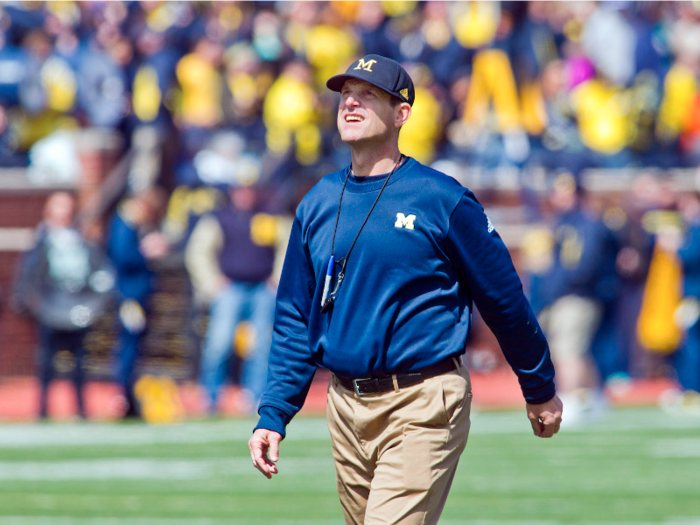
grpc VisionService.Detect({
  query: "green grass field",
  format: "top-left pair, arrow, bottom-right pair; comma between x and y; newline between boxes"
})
0,408 -> 699,524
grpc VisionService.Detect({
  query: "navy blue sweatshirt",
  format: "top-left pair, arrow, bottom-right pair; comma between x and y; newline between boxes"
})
256,158 -> 555,436
545,208 -> 619,307
214,208 -> 276,283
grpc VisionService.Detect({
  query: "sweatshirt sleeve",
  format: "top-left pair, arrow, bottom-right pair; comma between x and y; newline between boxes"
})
184,215 -> 225,301
108,216 -> 147,273
254,215 -> 318,437
444,191 -> 556,404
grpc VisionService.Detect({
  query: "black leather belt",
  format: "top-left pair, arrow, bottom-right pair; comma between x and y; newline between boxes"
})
334,357 -> 459,397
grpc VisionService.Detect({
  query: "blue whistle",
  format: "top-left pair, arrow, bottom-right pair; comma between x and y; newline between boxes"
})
321,256 -> 334,307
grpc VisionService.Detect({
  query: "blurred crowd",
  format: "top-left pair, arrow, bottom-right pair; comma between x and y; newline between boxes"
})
4,1 -> 700,180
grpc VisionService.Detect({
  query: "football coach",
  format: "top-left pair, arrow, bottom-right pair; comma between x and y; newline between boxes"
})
249,54 -> 563,524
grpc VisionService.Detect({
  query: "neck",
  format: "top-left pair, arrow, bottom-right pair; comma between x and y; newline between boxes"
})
349,141 -> 402,177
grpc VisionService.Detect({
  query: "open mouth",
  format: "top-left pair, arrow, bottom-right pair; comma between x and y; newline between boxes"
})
345,114 -> 364,122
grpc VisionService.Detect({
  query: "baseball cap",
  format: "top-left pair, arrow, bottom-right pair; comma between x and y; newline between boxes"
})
326,54 -> 415,106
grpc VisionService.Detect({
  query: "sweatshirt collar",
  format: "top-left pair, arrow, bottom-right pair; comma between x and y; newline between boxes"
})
340,157 -> 414,193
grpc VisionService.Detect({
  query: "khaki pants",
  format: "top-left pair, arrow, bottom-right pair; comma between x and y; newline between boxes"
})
326,363 -> 472,525
538,295 -> 602,360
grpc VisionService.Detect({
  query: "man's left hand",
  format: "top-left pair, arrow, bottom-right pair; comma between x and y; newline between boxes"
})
526,394 -> 563,438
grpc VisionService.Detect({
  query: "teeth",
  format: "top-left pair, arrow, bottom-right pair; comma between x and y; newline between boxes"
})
345,115 -> 362,122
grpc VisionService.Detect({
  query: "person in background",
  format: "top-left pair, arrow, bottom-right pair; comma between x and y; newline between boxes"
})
15,192 -> 113,420
663,193 -> 700,413
107,186 -> 169,419
185,184 -> 281,414
539,173 -> 618,423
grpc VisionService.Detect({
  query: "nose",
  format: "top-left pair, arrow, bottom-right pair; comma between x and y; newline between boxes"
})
344,95 -> 360,108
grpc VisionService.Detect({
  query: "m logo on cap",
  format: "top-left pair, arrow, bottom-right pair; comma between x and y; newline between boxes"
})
400,88 -> 409,99
354,59 -> 377,72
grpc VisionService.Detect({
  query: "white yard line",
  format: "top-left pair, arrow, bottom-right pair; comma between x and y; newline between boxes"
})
0,457 -> 333,480
0,409 -> 698,449
649,438 -> 700,458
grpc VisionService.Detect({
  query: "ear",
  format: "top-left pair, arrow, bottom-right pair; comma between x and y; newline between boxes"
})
395,102 -> 411,129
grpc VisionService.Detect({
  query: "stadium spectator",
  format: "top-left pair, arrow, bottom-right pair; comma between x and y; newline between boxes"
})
185,184 -> 281,414
14,192 -> 114,420
107,186 -> 169,419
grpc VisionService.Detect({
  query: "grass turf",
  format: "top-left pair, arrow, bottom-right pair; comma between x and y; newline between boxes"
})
0,408 -> 698,524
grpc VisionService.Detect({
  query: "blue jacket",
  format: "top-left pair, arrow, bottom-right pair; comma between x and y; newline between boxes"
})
107,212 -> 153,304
680,224 -> 700,299
256,158 -> 555,436
545,208 -> 619,306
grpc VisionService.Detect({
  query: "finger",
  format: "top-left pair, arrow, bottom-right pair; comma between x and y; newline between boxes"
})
538,414 -> 556,438
248,438 -> 257,463
252,441 -> 273,478
527,413 -> 541,436
269,434 -> 280,463
253,455 -> 272,478
254,442 -> 279,476
539,422 -> 554,438
552,413 -> 562,435
257,455 -> 277,476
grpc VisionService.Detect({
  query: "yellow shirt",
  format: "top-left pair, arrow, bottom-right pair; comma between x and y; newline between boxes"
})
176,53 -> 223,128
399,86 -> 442,164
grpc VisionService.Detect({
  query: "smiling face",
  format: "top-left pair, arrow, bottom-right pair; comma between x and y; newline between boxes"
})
337,79 -> 407,147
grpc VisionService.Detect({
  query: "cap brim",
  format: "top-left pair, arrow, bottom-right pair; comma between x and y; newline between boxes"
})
326,73 -> 390,95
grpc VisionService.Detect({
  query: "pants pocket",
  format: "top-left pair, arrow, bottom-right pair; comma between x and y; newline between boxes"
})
402,429 -> 434,491
441,370 -> 471,425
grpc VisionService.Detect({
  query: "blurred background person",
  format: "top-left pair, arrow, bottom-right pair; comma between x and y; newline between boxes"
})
185,186 -> 279,414
107,186 -> 169,419
538,174 -> 619,423
14,192 -> 114,419
185,184 -> 282,415
659,193 -> 700,413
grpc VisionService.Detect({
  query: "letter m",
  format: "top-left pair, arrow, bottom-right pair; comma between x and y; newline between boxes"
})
354,59 -> 377,72
395,213 -> 416,230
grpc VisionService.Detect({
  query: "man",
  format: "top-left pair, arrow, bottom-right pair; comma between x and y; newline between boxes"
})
107,186 -> 169,418
538,174 -> 617,423
249,54 -> 562,524
185,184 -> 279,414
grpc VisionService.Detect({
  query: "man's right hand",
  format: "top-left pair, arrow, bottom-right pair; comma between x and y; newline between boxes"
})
249,428 -> 282,479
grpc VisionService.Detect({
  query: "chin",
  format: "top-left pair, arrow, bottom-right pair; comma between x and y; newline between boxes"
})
339,131 -> 365,144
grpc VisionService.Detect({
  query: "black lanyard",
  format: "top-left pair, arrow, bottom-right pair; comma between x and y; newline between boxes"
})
321,154 -> 404,313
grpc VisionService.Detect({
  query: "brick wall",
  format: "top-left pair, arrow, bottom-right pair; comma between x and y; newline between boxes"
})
0,189 -> 55,376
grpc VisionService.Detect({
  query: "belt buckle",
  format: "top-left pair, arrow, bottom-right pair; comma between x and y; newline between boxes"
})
353,378 -> 376,397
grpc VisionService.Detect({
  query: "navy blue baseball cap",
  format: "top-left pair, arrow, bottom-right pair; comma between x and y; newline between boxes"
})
327,54 -> 415,106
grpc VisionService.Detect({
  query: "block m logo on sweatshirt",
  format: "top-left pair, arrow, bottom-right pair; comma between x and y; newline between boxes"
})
395,213 -> 416,230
